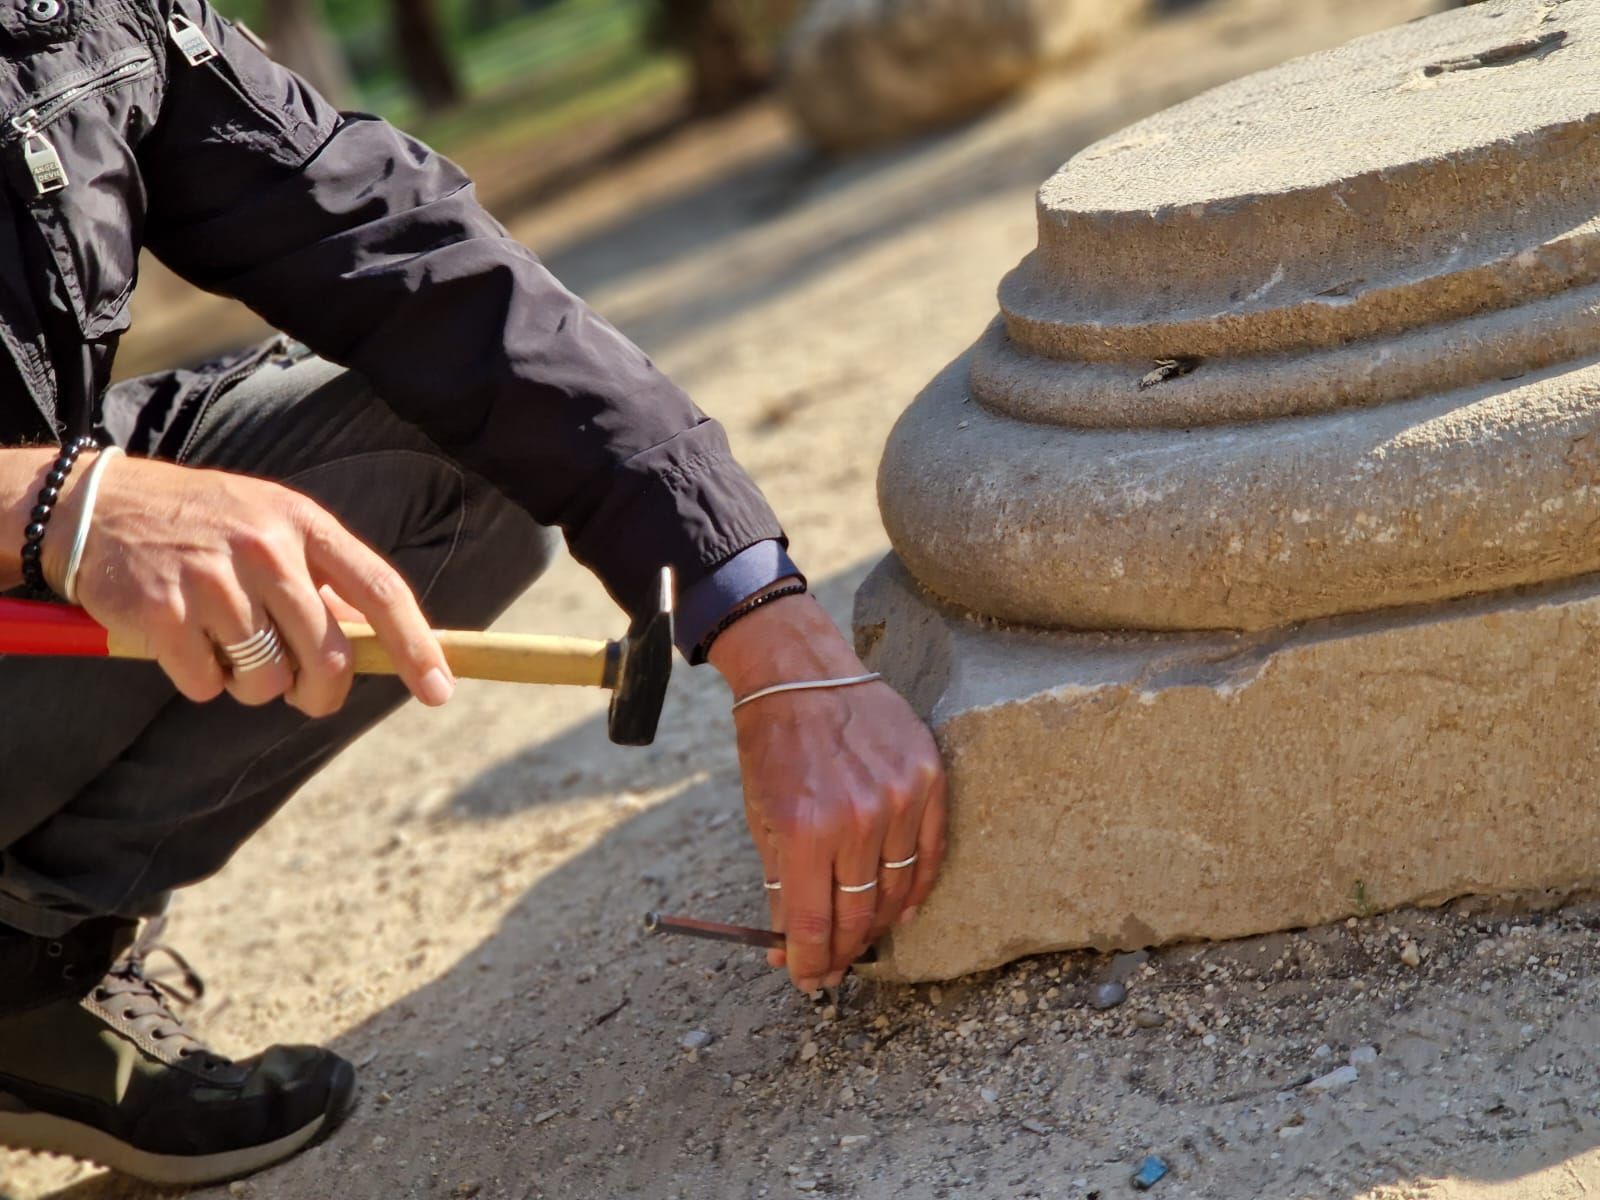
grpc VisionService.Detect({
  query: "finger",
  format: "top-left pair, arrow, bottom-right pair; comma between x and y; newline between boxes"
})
155,623 -> 229,704
831,829 -> 885,983
193,572 -> 293,707
871,846 -> 919,942
870,787 -> 925,942
317,584 -> 365,624
904,766 -> 949,921
302,515 -> 453,706
743,790 -> 786,967
776,811 -> 834,993
757,821 -> 788,969
258,567 -> 355,719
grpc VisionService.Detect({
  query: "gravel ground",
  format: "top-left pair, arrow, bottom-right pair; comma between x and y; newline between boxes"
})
14,1 -> 1598,1197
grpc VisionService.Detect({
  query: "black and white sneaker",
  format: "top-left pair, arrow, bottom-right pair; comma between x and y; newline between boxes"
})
0,916 -> 356,1185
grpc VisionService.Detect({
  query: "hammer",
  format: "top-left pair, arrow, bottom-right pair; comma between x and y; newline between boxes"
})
0,567 -> 675,745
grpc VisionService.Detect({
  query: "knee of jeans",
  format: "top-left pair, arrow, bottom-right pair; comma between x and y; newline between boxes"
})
288,448 -> 556,631
415,490 -> 559,630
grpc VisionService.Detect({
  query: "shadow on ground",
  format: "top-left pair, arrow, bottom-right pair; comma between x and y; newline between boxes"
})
445,558 -> 876,821
30,568 -> 1600,1200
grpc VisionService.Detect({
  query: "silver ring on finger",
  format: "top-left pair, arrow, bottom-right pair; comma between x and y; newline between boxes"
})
219,624 -> 286,675
837,879 -> 878,894
883,853 -> 919,870
763,879 -> 782,891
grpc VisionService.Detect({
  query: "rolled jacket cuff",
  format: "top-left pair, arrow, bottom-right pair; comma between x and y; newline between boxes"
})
675,540 -> 804,663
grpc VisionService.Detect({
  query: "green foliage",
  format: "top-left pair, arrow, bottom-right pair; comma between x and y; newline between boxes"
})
1352,879 -> 1373,917
212,0 -> 666,138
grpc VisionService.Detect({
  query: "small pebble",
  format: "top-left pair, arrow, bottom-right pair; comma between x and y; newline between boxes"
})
487,1055 -> 506,1068
1089,981 -> 1127,1010
1399,941 -> 1422,968
979,1087 -> 999,1104
1021,1118 -> 1053,1135
227,1184 -> 253,1199
1278,1124 -> 1304,1139
839,1134 -> 871,1148
1132,1009 -> 1165,1029
533,1108 -> 560,1124
800,1041 -> 819,1062
793,1180 -> 818,1192
1131,1155 -> 1169,1190
1109,950 -> 1151,981
370,1135 -> 388,1152
1306,1065 -> 1360,1092
1348,1045 -> 1378,1066
680,1030 -> 714,1051
1313,1044 -> 1331,1059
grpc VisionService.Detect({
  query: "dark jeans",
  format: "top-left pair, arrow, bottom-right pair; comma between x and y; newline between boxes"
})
0,344 -> 554,937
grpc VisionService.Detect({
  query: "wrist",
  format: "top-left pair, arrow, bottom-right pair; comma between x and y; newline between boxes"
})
39,447 -> 108,595
0,448 -> 59,590
708,591 -> 865,698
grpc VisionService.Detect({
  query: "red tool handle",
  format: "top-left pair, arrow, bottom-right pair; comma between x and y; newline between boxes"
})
0,598 -> 111,658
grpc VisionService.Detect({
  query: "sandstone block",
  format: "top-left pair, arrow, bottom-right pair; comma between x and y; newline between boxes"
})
782,0 -> 1143,151
856,557 -> 1600,982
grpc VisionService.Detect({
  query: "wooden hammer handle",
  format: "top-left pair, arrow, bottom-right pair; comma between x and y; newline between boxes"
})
337,623 -> 615,687
0,598 -> 618,689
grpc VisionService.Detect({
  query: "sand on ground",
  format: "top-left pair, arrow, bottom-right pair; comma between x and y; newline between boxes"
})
10,2 -> 1600,1197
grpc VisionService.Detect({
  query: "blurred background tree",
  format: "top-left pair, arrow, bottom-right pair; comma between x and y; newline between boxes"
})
215,0 -> 801,138
649,0 -> 798,114
261,0 -> 355,106
392,0 -> 464,111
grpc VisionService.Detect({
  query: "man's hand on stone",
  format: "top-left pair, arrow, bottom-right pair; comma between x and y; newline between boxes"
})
43,453 -> 455,716
710,591 -> 947,992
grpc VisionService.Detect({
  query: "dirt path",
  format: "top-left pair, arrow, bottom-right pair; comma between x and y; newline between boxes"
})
14,2 -> 1600,1197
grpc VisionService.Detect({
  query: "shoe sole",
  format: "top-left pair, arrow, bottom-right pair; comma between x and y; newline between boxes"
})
0,1060 -> 357,1186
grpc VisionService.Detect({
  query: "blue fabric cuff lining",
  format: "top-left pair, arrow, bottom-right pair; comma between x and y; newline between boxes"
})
675,540 -> 804,662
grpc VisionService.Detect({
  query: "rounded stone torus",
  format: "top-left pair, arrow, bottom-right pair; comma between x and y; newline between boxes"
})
878,0 -> 1600,632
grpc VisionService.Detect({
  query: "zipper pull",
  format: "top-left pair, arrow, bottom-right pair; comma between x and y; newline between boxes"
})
11,112 -> 67,195
167,14 -> 217,66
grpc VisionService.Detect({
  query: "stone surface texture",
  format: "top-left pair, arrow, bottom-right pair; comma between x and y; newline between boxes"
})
859,0 -> 1600,980
782,0 -> 1143,151
857,559 -> 1600,981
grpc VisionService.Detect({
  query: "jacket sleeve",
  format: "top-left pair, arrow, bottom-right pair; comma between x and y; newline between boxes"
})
137,0 -> 785,620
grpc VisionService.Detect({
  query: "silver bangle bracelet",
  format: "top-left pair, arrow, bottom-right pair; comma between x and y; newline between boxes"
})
730,672 -> 884,712
62,446 -> 124,605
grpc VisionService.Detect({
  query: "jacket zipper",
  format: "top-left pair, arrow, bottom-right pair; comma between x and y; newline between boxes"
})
7,49 -> 157,196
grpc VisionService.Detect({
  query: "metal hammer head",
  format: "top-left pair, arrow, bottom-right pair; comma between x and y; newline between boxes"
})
605,567 -> 674,746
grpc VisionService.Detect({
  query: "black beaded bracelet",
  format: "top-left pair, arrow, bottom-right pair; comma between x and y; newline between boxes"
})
697,579 -> 809,661
21,435 -> 96,600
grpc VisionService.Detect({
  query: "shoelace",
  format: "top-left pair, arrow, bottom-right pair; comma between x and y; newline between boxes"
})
92,917 -> 226,1071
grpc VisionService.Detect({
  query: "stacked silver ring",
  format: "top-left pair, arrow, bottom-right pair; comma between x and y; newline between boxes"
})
220,625 -> 285,674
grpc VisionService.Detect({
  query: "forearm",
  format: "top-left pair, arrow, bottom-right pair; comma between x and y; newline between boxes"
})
0,448 -> 70,592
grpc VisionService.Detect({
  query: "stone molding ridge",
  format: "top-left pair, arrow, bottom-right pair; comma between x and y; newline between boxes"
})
965,0 -> 1600,427
971,273 -> 1600,428
879,351 -> 1600,630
